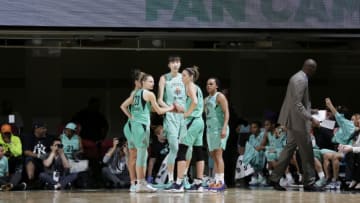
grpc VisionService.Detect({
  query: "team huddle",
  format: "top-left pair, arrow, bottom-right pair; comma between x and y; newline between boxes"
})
120,56 -> 229,193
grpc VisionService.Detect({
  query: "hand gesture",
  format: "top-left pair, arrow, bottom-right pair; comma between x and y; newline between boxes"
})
338,144 -> 353,153
113,138 -> 119,149
325,98 -> 333,108
221,128 -> 227,139
174,103 -> 184,113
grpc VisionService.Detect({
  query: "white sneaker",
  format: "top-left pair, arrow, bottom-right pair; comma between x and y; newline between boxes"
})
286,177 -> 295,186
249,176 -> 258,186
136,183 -> 157,193
258,175 -> 268,186
315,178 -> 327,187
279,178 -> 288,187
129,184 -> 137,192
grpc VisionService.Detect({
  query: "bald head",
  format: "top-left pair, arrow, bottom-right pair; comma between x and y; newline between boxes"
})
302,58 -> 317,77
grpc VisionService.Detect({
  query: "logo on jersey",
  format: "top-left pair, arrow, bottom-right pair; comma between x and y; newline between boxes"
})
33,142 -> 47,156
175,86 -> 181,95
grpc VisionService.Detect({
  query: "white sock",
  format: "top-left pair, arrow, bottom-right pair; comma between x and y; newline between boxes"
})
318,172 -> 325,179
176,178 -> 183,185
138,179 -> 146,185
215,173 -> 220,183
194,178 -> 202,185
219,173 -> 224,184
168,172 -> 174,182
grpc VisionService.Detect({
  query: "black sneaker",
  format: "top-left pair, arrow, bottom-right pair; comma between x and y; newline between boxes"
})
164,182 -> 184,193
186,183 -> 204,193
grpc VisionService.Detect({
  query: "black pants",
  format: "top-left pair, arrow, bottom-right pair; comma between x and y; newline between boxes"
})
270,129 -> 316,186
0,173 -> 23,189
345,152 -> 360,182
39,172 -> 78,189
102,167 -> 130,188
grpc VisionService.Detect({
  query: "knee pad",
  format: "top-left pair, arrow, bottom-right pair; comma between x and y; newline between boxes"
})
193,146 -> 205,162
177,144 -> 188,161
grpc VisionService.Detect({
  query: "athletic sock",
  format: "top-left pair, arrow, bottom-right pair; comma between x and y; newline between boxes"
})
168,172 -> 174,182
318,172 -> 325,179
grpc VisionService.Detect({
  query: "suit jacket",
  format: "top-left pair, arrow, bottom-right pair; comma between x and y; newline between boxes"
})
278,71 -> 312,132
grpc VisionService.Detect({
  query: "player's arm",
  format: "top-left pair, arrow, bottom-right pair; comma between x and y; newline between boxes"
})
146,90 -> 173,115
157,75 -> 169,108
217,93 -> 230,138
120,92 -> 135,119
184,84 -> 198,118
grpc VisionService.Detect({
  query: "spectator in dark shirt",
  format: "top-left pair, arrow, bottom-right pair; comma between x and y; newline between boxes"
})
147,125 -> 169,183
23,122 -> 52,184
72,97 -> 109,143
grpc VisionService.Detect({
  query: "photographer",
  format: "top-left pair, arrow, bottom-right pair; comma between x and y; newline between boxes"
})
102,137 -> 130,188
39,138 -> 77,190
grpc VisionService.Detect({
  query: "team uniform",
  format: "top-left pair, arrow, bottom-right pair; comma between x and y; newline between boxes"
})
265,132 -> 286,162
205,92 -> 229,152
180,85 -> 204,148
126,89 -> 151,166
162,73 -> 186,166
60,134 -> 81,160
123,90 -> 135,148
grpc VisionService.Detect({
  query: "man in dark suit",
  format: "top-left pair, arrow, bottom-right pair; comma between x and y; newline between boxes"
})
269,59 -> 322,191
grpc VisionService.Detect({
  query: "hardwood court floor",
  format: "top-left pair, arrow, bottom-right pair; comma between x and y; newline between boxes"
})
1,188 -> 360,203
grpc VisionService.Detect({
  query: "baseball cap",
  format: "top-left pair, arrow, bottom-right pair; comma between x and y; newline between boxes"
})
65,122 -> 77,131
32,121 -> 46,129
1,124 -> 12,134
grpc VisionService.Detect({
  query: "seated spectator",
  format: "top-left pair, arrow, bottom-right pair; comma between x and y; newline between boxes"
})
146,125 -> 169,184
261,125 -> 287,175
0,144 -> 9,187
236,122 -> 250,156
39,138 -> 77,190
102,137 -> 130,188
23,122 -> 53,186
243,121 -> 266,186
312,113 -> 336,151
0,124 -> 26,191
0,144 -> 26,191
310,134 -> 327,187
338,116 -> 360,190
325,98 -> 359,145
60,122 -> 83,160
321,149 -> 343,189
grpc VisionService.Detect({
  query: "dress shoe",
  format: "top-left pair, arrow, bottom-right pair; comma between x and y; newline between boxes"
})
268,180 -> 286,191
